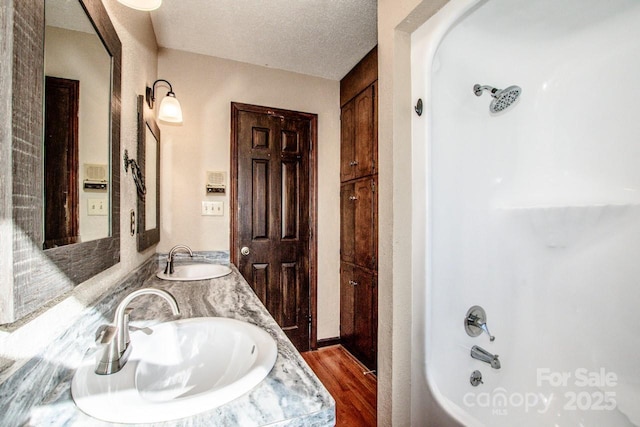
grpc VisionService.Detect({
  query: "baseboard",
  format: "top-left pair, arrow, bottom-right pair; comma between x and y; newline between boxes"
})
317,337 -> 341,348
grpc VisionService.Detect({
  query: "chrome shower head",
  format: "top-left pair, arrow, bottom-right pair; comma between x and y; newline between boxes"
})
474,84 -> 521,113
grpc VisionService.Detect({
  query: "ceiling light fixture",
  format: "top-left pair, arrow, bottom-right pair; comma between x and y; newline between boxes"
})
146,79 -> 183,124
117,0 -> 162,12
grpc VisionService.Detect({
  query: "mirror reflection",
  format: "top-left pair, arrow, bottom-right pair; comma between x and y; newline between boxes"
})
137,94 -> 161,252
145,124 -> 158,231
43,0 -> 111,249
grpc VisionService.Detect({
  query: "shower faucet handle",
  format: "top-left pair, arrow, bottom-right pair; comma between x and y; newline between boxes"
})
465,305 -> 495,342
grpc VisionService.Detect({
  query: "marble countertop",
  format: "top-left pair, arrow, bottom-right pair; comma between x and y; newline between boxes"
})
0,261 -> 335,426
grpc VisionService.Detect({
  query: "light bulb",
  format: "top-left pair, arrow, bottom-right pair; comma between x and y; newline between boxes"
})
158,94 -> 183,123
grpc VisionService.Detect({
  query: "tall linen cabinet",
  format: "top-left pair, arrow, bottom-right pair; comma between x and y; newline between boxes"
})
339,47 -> 378,371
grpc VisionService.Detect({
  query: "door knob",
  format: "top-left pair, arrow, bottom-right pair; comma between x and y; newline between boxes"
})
240,246 -> 250,256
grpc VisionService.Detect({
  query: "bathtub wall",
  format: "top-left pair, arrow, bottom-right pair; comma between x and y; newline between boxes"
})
412,0 -> 640,425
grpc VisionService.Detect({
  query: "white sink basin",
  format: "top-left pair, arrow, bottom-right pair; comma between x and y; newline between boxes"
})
156,263 -> 232,281
72,317 -> 278,424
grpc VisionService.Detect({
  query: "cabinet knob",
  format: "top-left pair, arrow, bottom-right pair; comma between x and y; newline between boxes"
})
349,280 -> 359,286
349,160 -> 359,166
349,196 -> 358,201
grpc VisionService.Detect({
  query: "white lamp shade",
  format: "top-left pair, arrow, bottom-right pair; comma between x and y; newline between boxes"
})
158,94 -> 183,123
117,0 -> 162,11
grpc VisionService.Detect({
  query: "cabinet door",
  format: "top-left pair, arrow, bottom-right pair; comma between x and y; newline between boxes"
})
353,268 -> 376,371
341,84 -> 376,182
354,178 -> 376,269
354,85 -> 375,179
340,264 -> 377,371
341,178 -> 377,269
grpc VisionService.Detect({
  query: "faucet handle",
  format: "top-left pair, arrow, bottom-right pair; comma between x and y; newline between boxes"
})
465,305 -> 495,342
121,308 -> 134,347
477,321 -> 495,342
95,324 -> 116,345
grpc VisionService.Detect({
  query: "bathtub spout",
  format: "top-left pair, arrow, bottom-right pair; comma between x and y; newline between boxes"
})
471,345 -> 501,369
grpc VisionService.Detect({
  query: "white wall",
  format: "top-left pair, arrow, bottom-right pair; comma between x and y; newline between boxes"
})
377,0 -> 450,425
156,49 -> 341,340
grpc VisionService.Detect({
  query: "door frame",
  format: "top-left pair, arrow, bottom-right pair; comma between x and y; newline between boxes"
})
230,102 -> 319,350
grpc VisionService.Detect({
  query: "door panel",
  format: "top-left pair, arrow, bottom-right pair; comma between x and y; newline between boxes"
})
252,159 -> 270,239
233,104 -> 315,351
341,177 -> 377,269
281,160 -> 299,239
340,183 -> 356,263
340,262 -> 377,371
44,76 -> 79,249
340,100 -> 355,181
354,86 -> 374,178
340,263 -> 356,347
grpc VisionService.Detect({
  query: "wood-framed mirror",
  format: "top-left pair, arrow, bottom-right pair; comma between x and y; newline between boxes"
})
136,95 -> 161,252
0,0 -> 121,323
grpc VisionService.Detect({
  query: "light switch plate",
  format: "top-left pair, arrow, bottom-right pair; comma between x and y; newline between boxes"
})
202,201 -> 224,216
88,198 -> 107,216
211,201 -> 223,216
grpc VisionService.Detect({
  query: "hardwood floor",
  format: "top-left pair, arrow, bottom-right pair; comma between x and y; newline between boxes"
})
302,345 -> 377,427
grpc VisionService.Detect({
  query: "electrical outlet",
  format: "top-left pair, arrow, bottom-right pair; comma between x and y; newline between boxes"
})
88,198 -> 107,216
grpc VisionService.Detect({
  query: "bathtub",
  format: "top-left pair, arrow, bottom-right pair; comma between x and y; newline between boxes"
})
410,0 -> 640,426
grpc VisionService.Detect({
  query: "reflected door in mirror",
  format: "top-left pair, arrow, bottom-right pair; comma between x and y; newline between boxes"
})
44,76 -> 79,249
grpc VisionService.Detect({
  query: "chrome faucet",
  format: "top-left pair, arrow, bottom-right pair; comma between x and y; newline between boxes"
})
471,345 -> 501,369
95,288 -> 180,375
164,244 -> 194,274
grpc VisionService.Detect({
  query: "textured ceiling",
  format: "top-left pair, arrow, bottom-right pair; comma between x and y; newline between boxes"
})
150,0 -> 377,80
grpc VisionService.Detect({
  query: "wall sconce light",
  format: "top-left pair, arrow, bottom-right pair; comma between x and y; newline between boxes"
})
146,79 -> 183,124
117,0 -> 162,11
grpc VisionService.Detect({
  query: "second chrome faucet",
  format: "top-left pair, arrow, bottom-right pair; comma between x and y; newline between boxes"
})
164,244 -> 194,274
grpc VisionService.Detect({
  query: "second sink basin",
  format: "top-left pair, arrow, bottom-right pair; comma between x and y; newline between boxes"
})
157,263 -> 232,281
72,317 -> 278,423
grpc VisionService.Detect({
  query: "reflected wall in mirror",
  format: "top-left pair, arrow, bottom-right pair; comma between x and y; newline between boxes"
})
44,0 -> 111,248
0,0 -> 121,323
137,95 -> 161,252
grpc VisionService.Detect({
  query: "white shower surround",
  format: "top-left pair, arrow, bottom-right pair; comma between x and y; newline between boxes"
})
411,0 -> 640,426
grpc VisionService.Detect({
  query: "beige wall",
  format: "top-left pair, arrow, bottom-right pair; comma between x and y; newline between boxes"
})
156,49 -> 341,340
377,1 -> 449,426
0,0 -> 159,376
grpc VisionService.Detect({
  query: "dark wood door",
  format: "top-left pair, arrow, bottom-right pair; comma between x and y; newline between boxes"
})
44,76 -> 79,249
231,103 -> 317,351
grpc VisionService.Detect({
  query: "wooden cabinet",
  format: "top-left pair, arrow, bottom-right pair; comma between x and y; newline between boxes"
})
339,47 -> 378,371
340,85 -> 377,182
340,177 -> 377,270
340,263 -> 377,370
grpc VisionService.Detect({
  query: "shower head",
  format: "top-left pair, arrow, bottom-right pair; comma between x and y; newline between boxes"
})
474,84 -> 522,113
